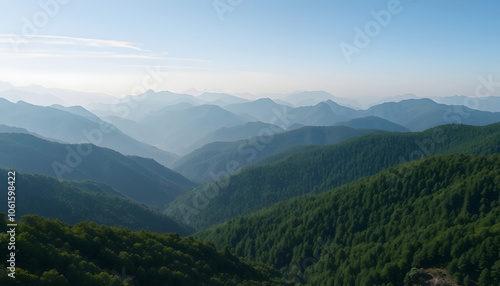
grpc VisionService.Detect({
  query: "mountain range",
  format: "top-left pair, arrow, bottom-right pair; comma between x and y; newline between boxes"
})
1,84 -> 500,285
0,98 -> 178,166
3,86 -> 500,159
0,133 -> 194,210
166,123 -> 500,230
93,94 -> 500,157
0,81 -> 116,106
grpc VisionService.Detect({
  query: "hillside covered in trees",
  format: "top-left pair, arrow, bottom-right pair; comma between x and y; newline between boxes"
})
173,125 -> 378,184
167,123 -> 500,230
195,154 -> 500,285
0,215 -> 287,286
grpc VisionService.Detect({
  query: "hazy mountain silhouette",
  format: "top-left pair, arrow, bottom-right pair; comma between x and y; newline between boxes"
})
432,95 -> 500,112
138,104 -> 246,155
0,89 -> 64,106
225,98 -> 292,123
197,92 -> 249,106
50,104 -> 103,122
0,98 -> 178,166
283,90 -> 362,109
364,98 -> 500,131
187,121 -> 285,153
0,133 -> 195,210
288,102 -> 354,126
91,90 -> 206,121
0,83 -> 116,106
335,116 -> 410,132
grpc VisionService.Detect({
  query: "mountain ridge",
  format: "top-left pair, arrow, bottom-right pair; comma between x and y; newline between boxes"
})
0,133 -> 195,210
166,123 -> 500,230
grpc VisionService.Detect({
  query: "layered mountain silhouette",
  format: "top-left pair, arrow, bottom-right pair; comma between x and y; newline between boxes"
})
0,133 -> 194,210
0,98 -> 178,166
81,91 -> 500,157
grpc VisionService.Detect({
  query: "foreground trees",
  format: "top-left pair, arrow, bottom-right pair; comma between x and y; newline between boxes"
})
0,215 -> 286,285
195,154 -> 500,285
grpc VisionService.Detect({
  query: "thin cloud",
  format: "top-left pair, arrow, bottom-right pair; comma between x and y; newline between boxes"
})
0,51 -> 210,63
0,34 -> 149,52
0,34 -> 211,64
124,64 -> 210,70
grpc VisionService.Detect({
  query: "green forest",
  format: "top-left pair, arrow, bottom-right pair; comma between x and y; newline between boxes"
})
167,123 -> 500,230
195,154 -> 500,285
0,215 -> 286,285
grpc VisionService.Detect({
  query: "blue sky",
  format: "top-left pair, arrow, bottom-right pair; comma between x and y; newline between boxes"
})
0,0 -> 499,99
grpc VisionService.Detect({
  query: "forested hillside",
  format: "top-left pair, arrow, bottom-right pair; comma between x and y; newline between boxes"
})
0,1 -> 498,285
195,154 -> 500,285
166,123 -> 500,230
0,215 -> 286,285
173,125 -> 378,183
0,169 -> 192,235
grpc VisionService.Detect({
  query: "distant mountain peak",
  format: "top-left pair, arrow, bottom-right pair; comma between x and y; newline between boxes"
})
399,97 -> 437,105
255,97 -> 276,103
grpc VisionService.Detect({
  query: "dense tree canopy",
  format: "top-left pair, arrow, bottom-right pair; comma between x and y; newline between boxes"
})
195,154 -> 500,285
0,215 -> 287,285
167,123 -> 500,230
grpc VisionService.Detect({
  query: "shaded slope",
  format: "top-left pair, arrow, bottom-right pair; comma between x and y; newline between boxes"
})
0,169 -> 192,235
0,133 -> 195,210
